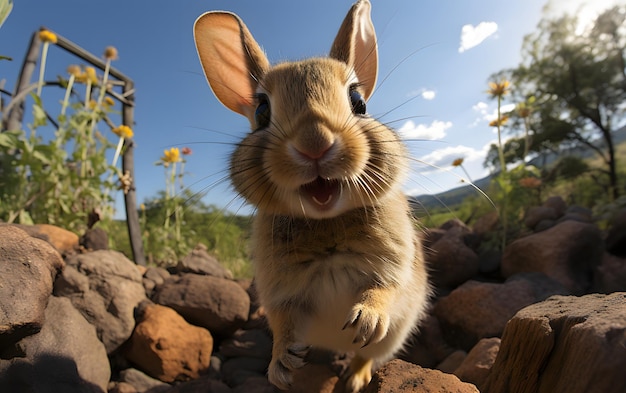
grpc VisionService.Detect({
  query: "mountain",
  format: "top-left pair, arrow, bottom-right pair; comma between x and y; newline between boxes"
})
410,125 -> 626,211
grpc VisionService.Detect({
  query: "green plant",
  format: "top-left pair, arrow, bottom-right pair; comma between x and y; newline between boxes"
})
0,36 -> 130,232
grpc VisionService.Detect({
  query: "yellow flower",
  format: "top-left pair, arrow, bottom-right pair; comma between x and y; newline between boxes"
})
39,29 -> 57,44
452,158 -> 464,167
489,115 -> 509,128
67,65 -> 81,77
104,96 -> 115,107
487,80 -> 510,98
88,99 -> 97,110
140,203 -> 146,211
162,147 -> 181,164
84,66 -> 98,84
112,125 -> 134,138
103,46 -> 118,61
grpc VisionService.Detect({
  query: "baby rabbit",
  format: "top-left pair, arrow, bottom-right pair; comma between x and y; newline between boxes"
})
194,1 -> 430,391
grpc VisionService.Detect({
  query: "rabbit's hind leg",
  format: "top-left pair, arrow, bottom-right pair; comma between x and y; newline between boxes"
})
344,355 -> 373,393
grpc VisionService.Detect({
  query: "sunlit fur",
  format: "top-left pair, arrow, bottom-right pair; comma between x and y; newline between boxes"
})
194,1 -> 431,391
230,58 -> 407,220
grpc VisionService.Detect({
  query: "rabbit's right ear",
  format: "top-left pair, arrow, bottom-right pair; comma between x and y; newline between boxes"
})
194,12 -> 270,120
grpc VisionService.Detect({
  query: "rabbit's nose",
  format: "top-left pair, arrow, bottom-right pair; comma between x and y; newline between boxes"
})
294,142 -> 333,161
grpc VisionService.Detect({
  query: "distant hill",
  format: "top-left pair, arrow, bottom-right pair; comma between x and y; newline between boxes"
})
410,125 -> 626,211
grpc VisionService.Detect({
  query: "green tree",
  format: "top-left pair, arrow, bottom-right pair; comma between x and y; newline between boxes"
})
500,5 -> 625,199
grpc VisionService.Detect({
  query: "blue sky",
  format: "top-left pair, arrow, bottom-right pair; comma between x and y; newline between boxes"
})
0,0 -> 618,216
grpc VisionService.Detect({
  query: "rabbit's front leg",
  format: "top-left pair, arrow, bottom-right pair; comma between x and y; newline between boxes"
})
266,308 -> 309,390
343,286 -> 393,347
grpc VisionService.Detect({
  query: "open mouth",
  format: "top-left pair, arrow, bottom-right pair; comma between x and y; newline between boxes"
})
301,177 -> 340,209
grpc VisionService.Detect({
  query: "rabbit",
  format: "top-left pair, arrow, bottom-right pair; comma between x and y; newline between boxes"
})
193,1 -> 431,391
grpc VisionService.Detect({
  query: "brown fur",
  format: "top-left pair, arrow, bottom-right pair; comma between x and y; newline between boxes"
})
194,1 -> 430,391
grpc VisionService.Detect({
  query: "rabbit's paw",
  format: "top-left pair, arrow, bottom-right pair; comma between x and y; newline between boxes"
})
343,303 -> 390,347
268,343 -> 309,390
344,356 -> 373,393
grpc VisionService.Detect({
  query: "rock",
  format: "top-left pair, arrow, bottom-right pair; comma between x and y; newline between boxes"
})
109,381 -> 138,393
606,209 -> 626,257
221,357 -> 269,386
363,359 -> 479,393
153,273 -> 250,336
453,337 -> 500,391
428,227 -> 480,290
472,211 -> 499,237
524,206 -> 557,229
483,293 -> 626,393
80,227 -> 109,251
0,296 -> 110,392
0,225 -> 64,351
400,314 -> 456,368
593,253 -> 626,293
542,196 -> 567,217
220,329 -> 272,359
434,273 -> 568,350
439,218 -> 470,232
436,350 -> 466,373
176,243 -> 233,279
55,250 -> 147,354
34,223 -> 79,255
118,368 -> 170,392
232,376 -> 279,393
125,303 -> 213,383
289,363 -> 343,393
142,266 -> 171,297
501,220 -> 604,294
160,375 -> 232,393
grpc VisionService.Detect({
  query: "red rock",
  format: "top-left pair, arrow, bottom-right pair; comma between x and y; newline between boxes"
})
483,293 -> 626,393
428,227 -> 479,289
454,337 -> 500,391
153,273 -> 250,336
593,253 -> 626,293
501,220 -> 604,294
436,350 -> 466,373
434,273 -> 567,350
125,304 -> 213,383
363,359 -> 479,393
34,223 -> 79,255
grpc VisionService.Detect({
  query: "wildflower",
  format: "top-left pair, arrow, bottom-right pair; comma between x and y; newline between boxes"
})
452,158 -> 464,167
487,80 -> 510,98
112,125 -> 134,138
103,46 -> 118,61
84,66 -> 98,84
162,147 -> 181,164
489,115 -> 509,128
140,203 -> 146,211
67,65 -> 81,77
88,99 -> 98,110
181,147 -> 192,155
517,103 -> 531,118
104,96 -> 115,107
518,177 -> 542,189
38,29 -> 57,44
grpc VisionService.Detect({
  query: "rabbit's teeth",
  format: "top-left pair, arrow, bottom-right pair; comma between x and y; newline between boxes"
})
301,177 -> 340,209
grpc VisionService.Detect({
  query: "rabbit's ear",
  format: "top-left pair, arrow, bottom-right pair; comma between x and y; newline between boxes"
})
194,12 -> 270,119
330,0 -> 377,101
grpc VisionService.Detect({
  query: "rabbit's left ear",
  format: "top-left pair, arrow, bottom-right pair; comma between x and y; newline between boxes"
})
330,0 -> 377,101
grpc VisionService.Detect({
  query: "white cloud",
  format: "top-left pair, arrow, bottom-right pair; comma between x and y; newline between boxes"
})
407,88 -> 437,100
469,101 -> 516,127
458,22 -> 498,53
417,145 -> 483,170
398,120 -> 452,140
421,90 -> 436,100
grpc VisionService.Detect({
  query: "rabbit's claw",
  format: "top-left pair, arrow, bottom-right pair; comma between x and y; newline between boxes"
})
343,303 -> 390,348
268,343 -> 309,390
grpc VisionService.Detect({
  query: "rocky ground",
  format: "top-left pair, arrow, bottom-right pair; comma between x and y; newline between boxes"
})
1,195 -> 625,393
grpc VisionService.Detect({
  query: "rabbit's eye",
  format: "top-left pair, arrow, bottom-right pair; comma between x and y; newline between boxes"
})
349,88 -> 366,115
255,94 -> 271,129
